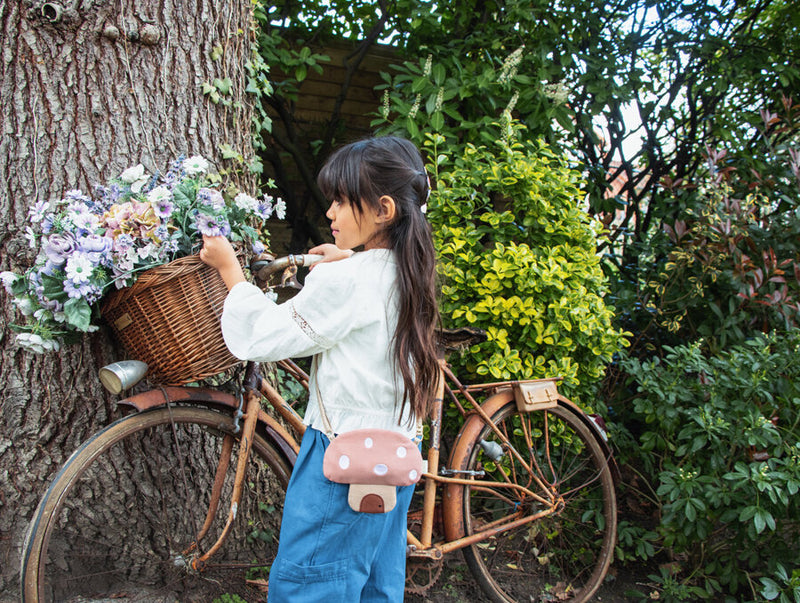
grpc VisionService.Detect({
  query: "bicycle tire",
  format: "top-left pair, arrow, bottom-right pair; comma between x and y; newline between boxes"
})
21,405 -> 292,602
447,393 -> 617,603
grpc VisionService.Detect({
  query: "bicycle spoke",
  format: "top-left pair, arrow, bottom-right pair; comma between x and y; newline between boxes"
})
458,399 -> 616,603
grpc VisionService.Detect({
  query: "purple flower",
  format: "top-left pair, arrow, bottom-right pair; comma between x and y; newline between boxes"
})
67,201 -> 99,233
41,214 -> 55,234
252,240 -> 266,255
44,232 -> 77,266
194,212 -> 231,237
65,189 -> 90,204
152,198 -> 175,219
78,234 -> 113,265
197,188 -> 225,210
39,261 -> 62,276
113,233 -> 134,252
257,196 -> 274,219
162,171 -> 176,186
63,280 -> 84,299
153,225 -> 170,241
94,184 -> 122,211
28,200 -> 49,223
80,282 -> 102,303
41,297 -> 64,313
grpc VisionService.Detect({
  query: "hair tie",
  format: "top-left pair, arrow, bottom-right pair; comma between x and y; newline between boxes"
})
418,171 -> 431,214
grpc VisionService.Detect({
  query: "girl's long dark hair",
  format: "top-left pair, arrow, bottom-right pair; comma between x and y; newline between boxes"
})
317,136 -> 440,422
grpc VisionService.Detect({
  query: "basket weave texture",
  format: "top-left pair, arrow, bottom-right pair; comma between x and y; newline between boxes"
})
101,254 -> 241,385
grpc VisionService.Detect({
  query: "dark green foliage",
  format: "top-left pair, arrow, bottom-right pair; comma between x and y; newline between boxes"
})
614,332 -> 800,600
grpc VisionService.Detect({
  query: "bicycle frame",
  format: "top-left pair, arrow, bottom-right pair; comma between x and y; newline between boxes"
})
115,354 -> 614,572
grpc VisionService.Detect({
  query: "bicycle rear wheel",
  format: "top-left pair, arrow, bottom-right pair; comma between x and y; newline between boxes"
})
448,394 -> 616,603
21,405 -> 292,602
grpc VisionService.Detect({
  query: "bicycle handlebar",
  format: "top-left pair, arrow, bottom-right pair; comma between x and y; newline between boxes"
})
250,253 -> 324,282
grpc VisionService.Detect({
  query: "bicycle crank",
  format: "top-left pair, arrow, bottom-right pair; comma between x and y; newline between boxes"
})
405,556 -> 444,596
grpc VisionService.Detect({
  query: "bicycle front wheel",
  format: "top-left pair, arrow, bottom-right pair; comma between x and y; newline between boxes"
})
448,394 -> 617,603
21,405 -> 292,602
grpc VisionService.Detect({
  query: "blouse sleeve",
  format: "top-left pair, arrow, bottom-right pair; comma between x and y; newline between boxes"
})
220,259 -> 374,362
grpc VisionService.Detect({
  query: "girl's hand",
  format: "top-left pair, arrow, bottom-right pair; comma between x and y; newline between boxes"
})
200,235 -> 245,290
308,243 -> 353,268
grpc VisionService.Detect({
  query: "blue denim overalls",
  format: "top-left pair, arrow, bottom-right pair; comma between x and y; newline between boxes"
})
268,427 -> 415,602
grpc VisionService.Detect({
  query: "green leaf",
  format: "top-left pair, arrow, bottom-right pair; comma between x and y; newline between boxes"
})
63,298 -> 92,331
40,273 -> 68,301
431,111 -> 444,131
759,578 -> 780,600
412,76 -> 428,93
213,77 -> 232,95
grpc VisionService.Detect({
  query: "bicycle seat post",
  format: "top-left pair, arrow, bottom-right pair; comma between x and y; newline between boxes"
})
418,360 -> 448,549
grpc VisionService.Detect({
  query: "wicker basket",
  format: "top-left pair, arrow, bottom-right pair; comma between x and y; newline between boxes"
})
101,254 -> 241,385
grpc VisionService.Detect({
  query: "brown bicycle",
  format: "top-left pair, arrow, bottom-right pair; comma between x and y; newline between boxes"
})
21,253 -> 618,603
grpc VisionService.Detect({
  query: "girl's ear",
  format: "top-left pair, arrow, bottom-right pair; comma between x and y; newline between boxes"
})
376,195 -> 396,223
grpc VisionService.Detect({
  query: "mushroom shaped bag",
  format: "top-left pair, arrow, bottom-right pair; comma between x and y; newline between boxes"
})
323,429 -> 424,513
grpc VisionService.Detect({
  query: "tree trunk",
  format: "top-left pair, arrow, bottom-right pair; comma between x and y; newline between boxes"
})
0,0 -> 255,595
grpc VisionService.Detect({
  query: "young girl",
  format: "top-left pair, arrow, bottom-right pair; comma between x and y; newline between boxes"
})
200,135 -> 440,601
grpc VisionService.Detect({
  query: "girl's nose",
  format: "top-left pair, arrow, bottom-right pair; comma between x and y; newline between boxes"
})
326,203 -> 335,220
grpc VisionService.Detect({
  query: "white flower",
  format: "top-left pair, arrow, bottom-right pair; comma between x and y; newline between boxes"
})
184,155 -> 210,176
1,271 -> 18,293
137,243 -> 157,260
14,297 -> 36,316
16,332 -> 48,354
120,164 -> 146,184
24,226 -> 37,248
234,192 -> 259,212
119,163 -> 150,193
115,248 -> 137,272
274,198 -> 287,220
147,185 -> 173,204
65,253 -> 94,283
70,211 -> 100,233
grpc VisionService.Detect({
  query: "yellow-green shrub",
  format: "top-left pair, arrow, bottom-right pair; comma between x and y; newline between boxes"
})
427,135 -> 628,404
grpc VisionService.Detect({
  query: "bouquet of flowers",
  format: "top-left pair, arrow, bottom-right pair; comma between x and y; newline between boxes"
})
1,155 -> 284,354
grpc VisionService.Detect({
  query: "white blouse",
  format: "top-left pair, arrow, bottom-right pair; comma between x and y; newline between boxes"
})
220,248 -> 416,439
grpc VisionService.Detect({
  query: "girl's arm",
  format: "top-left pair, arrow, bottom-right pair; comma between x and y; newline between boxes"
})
200,235 -> 245,290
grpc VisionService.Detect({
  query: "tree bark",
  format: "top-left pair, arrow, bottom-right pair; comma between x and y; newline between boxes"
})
0,0 -> 255,595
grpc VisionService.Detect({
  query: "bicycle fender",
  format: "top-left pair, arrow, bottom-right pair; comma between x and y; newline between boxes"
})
556,397 -> 621,485
117,386 -> 300,462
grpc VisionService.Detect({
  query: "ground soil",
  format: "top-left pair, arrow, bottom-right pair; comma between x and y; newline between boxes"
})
405,554 -> 656,602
